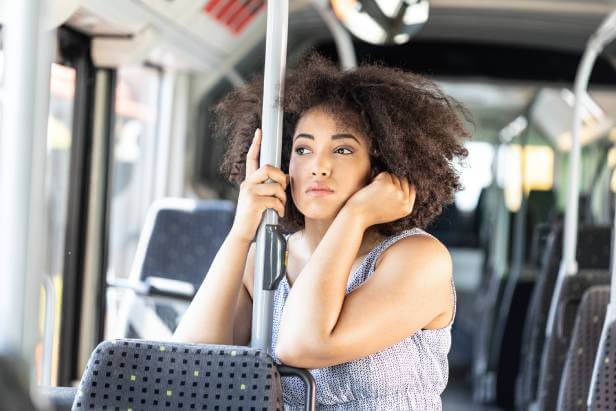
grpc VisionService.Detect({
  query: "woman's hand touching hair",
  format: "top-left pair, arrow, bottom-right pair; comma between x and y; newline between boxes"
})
229,128 -> 289,243
343,172 -> 416,229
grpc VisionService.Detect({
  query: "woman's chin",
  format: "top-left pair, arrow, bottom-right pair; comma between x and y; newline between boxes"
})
297,204 -> 344,221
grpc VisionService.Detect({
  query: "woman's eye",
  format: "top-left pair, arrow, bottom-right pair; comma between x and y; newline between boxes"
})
294,146 -> 311,155
334,147 -> 353,155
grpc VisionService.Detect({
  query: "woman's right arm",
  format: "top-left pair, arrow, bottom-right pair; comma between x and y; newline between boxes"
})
171,234 -> 253,345
172,128 -> 287,345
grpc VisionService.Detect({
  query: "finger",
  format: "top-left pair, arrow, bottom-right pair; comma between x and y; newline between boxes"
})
387,172 -> 398,188
373,171 -> 389,183
251,182 -> 287,204
247,164 -> 287,188
400,176 -> 410,198
262,197 -> 285,218
245,129 -> 262,178
390,174 -> 402,191
409,183 -> 417,203
408,183 -> 416,213
249,165 -> 287,188
401,178 -> 413,212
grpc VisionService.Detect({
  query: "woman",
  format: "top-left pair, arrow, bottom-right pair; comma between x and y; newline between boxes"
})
173,53 -> 471,410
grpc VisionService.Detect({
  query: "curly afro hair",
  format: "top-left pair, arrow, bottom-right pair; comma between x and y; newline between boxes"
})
215,53 -> 471,236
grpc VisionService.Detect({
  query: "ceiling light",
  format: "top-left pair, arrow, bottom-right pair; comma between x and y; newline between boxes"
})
330,0 -> 429,45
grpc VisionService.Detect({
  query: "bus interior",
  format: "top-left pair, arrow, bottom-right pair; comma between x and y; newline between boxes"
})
2,0 -> 616,410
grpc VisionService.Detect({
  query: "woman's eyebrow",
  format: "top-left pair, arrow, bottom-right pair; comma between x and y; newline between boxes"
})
293,133 -> 314,141
293,133 -> 361,145
332,133 -> 361,145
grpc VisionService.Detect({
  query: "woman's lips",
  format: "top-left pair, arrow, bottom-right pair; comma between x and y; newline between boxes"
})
306,189 -> 334,197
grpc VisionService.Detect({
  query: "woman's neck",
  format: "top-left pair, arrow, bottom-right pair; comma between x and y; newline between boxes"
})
297,216 -> 385,258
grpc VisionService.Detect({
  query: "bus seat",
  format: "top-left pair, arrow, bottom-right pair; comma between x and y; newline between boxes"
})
527,223 -> 555,275
71,339 -> 315,411
131,198 -> 235,290
474,190 -> 555,407
516,223 -> 563,407
0,355 -> 37,411
588,319 -> 616,409
488,221 -> 555,406
537,270 -> 611,410
111,198 -> 235,339
36,386 -> 78,411
525,190 -> 557,259
516,224 -> 611,409
557,286 -> 609,410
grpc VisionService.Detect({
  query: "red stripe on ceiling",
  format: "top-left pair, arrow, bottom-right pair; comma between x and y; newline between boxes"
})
232,0 -> 264,34
202,0 -> 264,35
225,0 -> 250,26
231,0 -> 260,26
225,0 -> 249,26
203,0 -> 223,13
215,0 -> 237,20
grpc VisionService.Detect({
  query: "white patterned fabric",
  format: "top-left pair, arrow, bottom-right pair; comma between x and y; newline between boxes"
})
271,228 -> 456,410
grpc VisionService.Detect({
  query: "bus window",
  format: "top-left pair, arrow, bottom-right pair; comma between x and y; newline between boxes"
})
497,144 -> 555,212
456,141 -> 495,212
38,63 -> 76,385
105,65 -> 160,339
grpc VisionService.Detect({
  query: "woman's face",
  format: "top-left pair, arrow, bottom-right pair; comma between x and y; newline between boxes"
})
289,107 -> 372,221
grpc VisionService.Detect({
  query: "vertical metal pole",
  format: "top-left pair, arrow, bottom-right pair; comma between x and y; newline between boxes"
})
311,0 -> 357,70
545,11 -> 616,336
33,29 -> 56,386
609,192 -> 616,311
154,70 -> 176,200
251,0 -> 289,351
0,0 -> 43,370
167,73 -> 190,198
78,69 -> 114,377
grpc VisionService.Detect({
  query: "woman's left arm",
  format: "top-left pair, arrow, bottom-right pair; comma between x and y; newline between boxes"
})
276,209 -> 453,369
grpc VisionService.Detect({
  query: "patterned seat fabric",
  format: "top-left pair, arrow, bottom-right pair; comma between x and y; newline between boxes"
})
517,224 -> 563,407
120,199 -> 235,338
558,286 -> 609,410
72,340 -> 284,411
516,225 -> 612,408
537,270 -> 610,410
138,199 -> 235,289
590,320 -> 616,410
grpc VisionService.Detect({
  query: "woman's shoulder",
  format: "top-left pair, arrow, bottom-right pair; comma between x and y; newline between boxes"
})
373,229 -> 452,283
379,228 -> 448,256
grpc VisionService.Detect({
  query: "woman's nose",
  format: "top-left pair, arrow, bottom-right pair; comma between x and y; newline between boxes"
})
311,154 -> 331,177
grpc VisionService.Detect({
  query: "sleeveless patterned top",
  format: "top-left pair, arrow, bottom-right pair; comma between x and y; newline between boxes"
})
270,228 -> 456,410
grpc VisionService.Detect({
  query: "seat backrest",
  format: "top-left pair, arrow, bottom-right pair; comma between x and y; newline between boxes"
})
516,224 -> 611,408
537,270 -> 611,410
528,223 -> 554,270
525,190 -> 557,260
130,198 -> 235,290
0,355 -> 37,411
589,319 -> 616,410
558,286 -> 609,411
72,340 -> 285,411
516,223 -> 563,407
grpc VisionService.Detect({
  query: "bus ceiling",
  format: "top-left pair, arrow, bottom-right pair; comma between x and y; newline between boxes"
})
5,0 -> 616,74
